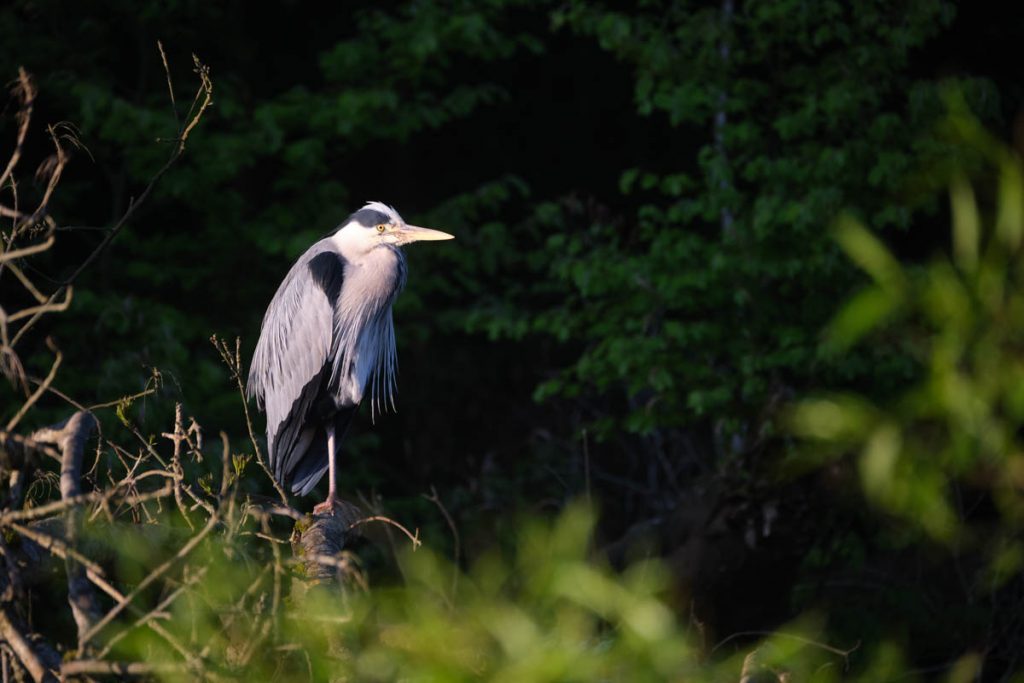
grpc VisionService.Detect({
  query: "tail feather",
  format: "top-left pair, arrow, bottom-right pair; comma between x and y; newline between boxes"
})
278,405 -> 358,496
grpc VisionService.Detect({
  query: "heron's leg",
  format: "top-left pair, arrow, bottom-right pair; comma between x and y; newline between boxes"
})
313,424 -> 339,515
327,422 -> 338,503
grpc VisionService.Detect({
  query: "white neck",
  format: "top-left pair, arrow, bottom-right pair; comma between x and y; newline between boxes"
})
330,221 -> 378,260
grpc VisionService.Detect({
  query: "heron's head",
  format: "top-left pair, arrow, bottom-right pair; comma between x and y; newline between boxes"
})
333,201 -> 454,256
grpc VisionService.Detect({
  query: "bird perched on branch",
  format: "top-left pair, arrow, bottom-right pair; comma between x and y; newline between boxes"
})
247,202 -> 453,514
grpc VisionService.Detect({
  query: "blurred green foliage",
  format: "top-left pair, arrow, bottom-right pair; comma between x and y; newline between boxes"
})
101,503 -> 944,682
792,109 -> 1024,560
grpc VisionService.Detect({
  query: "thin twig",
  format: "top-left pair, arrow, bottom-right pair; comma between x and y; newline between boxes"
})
219,431 -> 231,499
0,430 -> 62,465
0,606 -> 57,683
96,566 -> 208,660
347,515 -> 421,549
4,287 -> 71,322
712,630 -> 860,659
7,522 -> 106,577
24,123 -> 69,227
5,262 -> 49,303
0,235 -> 54,264
246,501 -> 304,521
156,40 -> 178,123
217,564 -> 271,635
162,403 -> 194,530
122,418 -> 169,468
211,335 -> 288,504
0,530 -> 185,656
423,485 -> 460,594
8,50 -> 213,350
86,383 -> 158,411
61,660 -> 184,677
0,483 -> 172,526
79,511 -> 220,648
5,339 -> 61,431
0,68 -> 35,199
261,513 -> 283,637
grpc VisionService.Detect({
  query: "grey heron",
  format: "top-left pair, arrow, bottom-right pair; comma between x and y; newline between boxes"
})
247,202 -> 453,514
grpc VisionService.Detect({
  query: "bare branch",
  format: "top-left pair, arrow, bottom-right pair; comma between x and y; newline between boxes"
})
423,484 -> 460,594
4,262 -> 49,304
7,522 -> 106,578
157,40 -> 179,123
14,521 -> 206,666
79,510 -> 219,648
162,403 -> 195,530
0,68 -> 35,196
0,607 -> 58,683
0,430 -> 62,470
0,235 -> 54,265
712,631 -> 860,659
0,484 -> 171,526
4,339 -> 61,432
61,659 -> 184,677
211,335 -> 288,505
91,566 -> 207,664
20,124 -> 69,229
51,411 -> 102,649
4,286 -> 72,323
347,515 -> 421,549
8,50 -> 214,350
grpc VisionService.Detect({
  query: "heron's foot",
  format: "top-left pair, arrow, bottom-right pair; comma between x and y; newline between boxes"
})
312,496 -> 340,516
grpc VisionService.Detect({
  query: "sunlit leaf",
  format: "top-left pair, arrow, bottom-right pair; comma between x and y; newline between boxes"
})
858,422 -> 900,496
996,157 -> 1024,250
823,285 -> 901,351
789,396 -> 878,443
950,173 -> 980,271
834,215 -> 905,293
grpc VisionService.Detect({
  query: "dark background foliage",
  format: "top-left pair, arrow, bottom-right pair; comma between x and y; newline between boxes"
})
3,0 -> 1024,676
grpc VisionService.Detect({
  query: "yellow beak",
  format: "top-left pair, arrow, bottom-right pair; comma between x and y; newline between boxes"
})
396,224 -> 455,242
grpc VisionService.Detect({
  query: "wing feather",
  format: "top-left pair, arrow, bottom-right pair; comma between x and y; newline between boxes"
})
247,242 -> 345,486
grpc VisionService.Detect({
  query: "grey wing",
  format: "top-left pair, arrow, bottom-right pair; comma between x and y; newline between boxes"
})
247,245 -> 345,486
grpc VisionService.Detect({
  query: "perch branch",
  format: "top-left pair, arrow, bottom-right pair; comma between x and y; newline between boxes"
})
291,499 -> 364,584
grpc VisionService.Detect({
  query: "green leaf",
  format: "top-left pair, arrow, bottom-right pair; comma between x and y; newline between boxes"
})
834,215 -> 906,293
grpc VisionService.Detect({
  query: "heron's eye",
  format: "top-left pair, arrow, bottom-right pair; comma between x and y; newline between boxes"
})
376,224 -> 387,233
